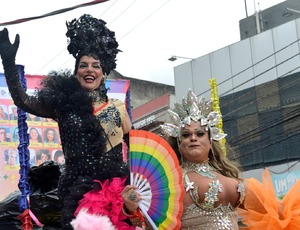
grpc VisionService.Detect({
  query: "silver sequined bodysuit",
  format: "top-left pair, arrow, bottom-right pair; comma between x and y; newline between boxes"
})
181,163 -> 245,230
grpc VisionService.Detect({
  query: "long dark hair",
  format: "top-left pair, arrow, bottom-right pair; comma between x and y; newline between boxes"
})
29,127 -> 42,143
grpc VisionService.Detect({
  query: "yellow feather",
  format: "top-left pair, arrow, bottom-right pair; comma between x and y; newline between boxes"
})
209,78 -> 226,156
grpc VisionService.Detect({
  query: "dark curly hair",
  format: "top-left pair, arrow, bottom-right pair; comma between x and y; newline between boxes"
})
66,14 -> 121,75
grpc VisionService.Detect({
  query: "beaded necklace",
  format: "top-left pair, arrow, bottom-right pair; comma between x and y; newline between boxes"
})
87,89 -> 107,103
182,161 -> 217,180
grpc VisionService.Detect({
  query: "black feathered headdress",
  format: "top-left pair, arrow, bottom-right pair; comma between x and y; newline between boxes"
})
66,14 -> 120,75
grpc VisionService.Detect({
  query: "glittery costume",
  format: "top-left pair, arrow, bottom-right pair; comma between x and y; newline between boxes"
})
181,162 -> 245,230
93,97 -> 128,152
4,70 -> 130,229
160,90 -> 245,230
0,14 -> 132,229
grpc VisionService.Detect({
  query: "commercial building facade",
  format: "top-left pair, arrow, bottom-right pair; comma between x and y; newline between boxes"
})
173,1 -> 300,181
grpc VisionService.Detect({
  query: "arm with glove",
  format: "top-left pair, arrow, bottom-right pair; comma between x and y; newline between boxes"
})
0,28 -> 53,117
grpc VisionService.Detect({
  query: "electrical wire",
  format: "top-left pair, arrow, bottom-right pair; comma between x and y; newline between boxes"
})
198,38 -> 300,96
268,160 -> 300,174
107,0 -> 138,26
0,0 -> 110,26
142,39 -> 300,122
117,0 -> 171,40
222,65 -> 300,119
35,0 -> 121,73
221,66 -> 300,145
151,52 -> 300,165
99,0 -> 120,18
36,0 -> 171,73
220,52 -> 300,97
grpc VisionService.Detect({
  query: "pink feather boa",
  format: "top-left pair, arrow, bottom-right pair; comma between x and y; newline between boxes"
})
72,177 -> 135,230
71,209 -> 116,230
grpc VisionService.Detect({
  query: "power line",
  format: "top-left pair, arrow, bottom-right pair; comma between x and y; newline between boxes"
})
107,0 -> 138,26
269,160 -> 300,174
36,0 -> 171,74
145,64 -> 300,125
118,0 -> 171,40
143,40 -> 300,128
222,65 -> 300,119
151,57 -> 300,163
35,0 -> 122,74
199,38 -> 300,96
99,0 -> 120,18
220,52 -> 300,97
0,0 -> 110,26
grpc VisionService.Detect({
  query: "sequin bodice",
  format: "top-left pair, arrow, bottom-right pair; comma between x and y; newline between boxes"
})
93,98 -> 126,151
181,162 -> 245,230
182,202 -> 239,230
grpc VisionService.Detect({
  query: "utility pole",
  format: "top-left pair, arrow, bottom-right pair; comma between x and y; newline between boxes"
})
253,0 -> 261,34
244,0 -> 248,17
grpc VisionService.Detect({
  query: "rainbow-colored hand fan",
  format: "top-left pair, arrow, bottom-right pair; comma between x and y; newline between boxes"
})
129,130 -> 184,230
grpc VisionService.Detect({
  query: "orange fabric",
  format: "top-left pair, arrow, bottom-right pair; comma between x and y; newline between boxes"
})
93,101 -> 109,115
238,168 -> 300,229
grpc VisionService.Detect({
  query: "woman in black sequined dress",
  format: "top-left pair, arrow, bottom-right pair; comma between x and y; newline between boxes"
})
0,14 -> 134,229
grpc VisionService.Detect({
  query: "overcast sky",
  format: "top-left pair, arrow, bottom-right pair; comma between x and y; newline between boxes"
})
0,0 -> 284,85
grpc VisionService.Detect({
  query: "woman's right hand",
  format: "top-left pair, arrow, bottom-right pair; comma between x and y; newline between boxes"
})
121,185 -> 141,214
0,28 -> 19,66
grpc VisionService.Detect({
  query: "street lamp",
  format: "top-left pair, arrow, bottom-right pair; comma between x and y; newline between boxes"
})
286,7 -> 300,14
282,8 -> 300,17
168,55 -> 193,61
168,55 -> 195,92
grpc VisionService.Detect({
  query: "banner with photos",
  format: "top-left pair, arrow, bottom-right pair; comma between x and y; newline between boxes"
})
0,71 -> 130,201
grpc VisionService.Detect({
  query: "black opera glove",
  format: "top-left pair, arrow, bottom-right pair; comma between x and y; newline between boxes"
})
0,28 -> 20,71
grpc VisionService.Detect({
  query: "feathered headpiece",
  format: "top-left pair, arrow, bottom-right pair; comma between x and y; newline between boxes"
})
160,89 -> 227,141
66,14 -> 120,75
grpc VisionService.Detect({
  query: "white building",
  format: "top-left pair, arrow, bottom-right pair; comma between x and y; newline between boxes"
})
173,1 -> 300,195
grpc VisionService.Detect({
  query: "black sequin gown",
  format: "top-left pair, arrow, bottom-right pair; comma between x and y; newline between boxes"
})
4,70 -> 130,229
